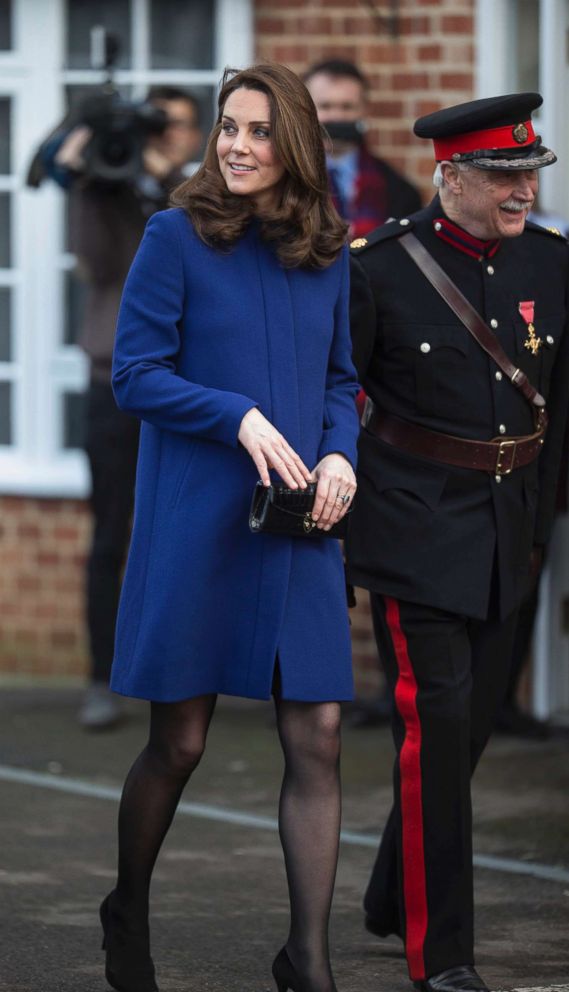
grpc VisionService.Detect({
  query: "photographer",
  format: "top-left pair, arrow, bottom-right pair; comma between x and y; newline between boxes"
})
44,86 -> 203,728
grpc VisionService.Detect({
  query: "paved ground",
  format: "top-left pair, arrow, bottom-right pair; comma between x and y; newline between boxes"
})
0,686 -> 568,992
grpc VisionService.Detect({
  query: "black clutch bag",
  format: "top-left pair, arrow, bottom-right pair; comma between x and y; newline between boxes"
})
249,482 -> 351,539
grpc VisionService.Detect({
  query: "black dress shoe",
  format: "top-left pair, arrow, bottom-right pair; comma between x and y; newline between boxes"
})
414,965 -> 489,992
364,913 -> 402,940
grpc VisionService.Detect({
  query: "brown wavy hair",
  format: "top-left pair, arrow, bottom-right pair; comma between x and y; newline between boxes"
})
171,63 -> 348,269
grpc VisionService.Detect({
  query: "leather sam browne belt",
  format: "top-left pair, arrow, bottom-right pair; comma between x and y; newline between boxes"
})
360,231 -> 548,475
364,406 -> 545,476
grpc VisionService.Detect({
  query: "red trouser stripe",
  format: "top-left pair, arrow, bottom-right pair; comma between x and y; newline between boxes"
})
385,596 -> 428,980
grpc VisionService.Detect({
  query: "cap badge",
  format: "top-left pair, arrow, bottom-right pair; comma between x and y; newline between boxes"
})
513,123 -> 529,144
518,300 -> 542,355
350,237 -> 368,249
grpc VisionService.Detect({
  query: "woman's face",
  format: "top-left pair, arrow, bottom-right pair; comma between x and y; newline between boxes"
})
217,87 -> 286,213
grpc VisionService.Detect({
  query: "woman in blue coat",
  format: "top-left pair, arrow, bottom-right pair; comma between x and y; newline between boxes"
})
100,64 -> 360,992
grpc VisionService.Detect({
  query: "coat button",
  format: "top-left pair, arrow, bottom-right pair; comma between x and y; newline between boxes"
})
490,318 -> 499,329
420,342 -> 431,353
546,335 -> 554,345
487,265 -> 494,275
499,424 -> 506,434
495,475 -> 502,483
400,218 -> 410,226
495,371 -> 503,381
434,221 -> 442,231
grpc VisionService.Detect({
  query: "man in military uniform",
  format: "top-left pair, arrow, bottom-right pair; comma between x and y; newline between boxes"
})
347,94 -> 569,992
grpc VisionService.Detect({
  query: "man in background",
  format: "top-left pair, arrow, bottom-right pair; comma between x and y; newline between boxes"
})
304,58 -> 421,239
44,87 -> 202,728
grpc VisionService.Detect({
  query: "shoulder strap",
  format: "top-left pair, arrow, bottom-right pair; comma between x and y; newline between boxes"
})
399,231 -> 546,414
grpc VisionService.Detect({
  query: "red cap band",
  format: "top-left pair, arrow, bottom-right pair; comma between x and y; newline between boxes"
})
433,120 -> 536,160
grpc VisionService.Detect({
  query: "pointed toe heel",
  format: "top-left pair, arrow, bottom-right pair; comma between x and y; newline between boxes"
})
99,891 -> 158,992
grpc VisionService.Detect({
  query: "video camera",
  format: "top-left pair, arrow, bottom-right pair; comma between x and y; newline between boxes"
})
73,28 -> 167,184
26,27 -> 167,188
76,88 -> 167,184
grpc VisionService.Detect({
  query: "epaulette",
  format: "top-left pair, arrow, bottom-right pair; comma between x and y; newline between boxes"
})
350,216 -> 415,253
524,219 -> 568,242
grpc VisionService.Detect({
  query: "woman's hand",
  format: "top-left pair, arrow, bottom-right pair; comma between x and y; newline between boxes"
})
238,408 -> 312,489
310,453 -> 357,531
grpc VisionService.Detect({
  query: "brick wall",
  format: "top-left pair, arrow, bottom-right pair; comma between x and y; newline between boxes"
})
255,0 -> 476,202
0,497 -> 90,679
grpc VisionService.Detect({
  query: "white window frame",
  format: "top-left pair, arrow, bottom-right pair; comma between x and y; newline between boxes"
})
0,0 -> 253,497
476,0 -> 569,218
476,0 -> 569,721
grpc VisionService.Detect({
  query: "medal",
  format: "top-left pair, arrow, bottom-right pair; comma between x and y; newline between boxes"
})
518,300 -> 542,356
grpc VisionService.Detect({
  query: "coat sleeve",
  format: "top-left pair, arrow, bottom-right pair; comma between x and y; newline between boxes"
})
112,210 -> 258,448
317,246 -> 361,469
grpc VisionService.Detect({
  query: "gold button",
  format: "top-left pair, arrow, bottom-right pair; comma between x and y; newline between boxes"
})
490,318 -> 498,329
499,424 -> 506,434
495,371 -> 503,381
546,335 -> 554,345
400,218 -> 410,226
420,342 -> 431,353
495,475 -> 502,484
487,265 -> 494,275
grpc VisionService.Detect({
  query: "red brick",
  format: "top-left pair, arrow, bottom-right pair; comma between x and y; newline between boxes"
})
255,16 -> 285,34
368,100 -> 405,119
416,43 -> 443,61
297,15 -> 333,34
53,526 -> 81,541
398,16 -> 431,36
441,15 -> 474,33
440,72 -> 473,89
392,72 -> 430,91
51,629 -> 79,648
360,43 -> 407,65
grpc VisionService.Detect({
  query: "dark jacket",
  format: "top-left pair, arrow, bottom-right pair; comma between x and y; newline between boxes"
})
346,196 -> 569,620
328,145 -> 422,240
69,178 -> 183,382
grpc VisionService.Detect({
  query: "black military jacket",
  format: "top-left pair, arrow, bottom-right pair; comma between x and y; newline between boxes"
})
346,195 -> 569,619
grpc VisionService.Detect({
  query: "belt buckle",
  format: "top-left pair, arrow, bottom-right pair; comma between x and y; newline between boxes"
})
495,439 -> 517,475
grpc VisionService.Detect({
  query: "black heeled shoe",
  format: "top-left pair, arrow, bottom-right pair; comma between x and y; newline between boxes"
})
271,947 -> 337,992
99,891 -> 159,992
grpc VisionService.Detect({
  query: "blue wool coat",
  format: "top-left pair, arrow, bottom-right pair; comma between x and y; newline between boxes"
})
110,207 -> 360,703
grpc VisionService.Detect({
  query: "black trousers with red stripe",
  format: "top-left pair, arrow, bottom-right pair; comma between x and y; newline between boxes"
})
364,594 -> 519,981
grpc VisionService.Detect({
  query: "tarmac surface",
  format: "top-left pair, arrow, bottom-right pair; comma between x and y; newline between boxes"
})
0,686 -> 568,992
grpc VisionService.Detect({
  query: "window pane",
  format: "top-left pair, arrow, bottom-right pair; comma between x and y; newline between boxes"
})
0,193 -> 10,267
514,0 -> 539,92
64,271 -> 86,346
63,390 -> 86,449
0,381 -> 11,444
0,287 -> 11,360
0,98 -> 11,175
0,0 -> 11,51
150,0 -> 213,69
67,0 -> 131,69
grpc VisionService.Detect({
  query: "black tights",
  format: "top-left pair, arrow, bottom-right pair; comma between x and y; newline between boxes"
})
113,693 -> 342,991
